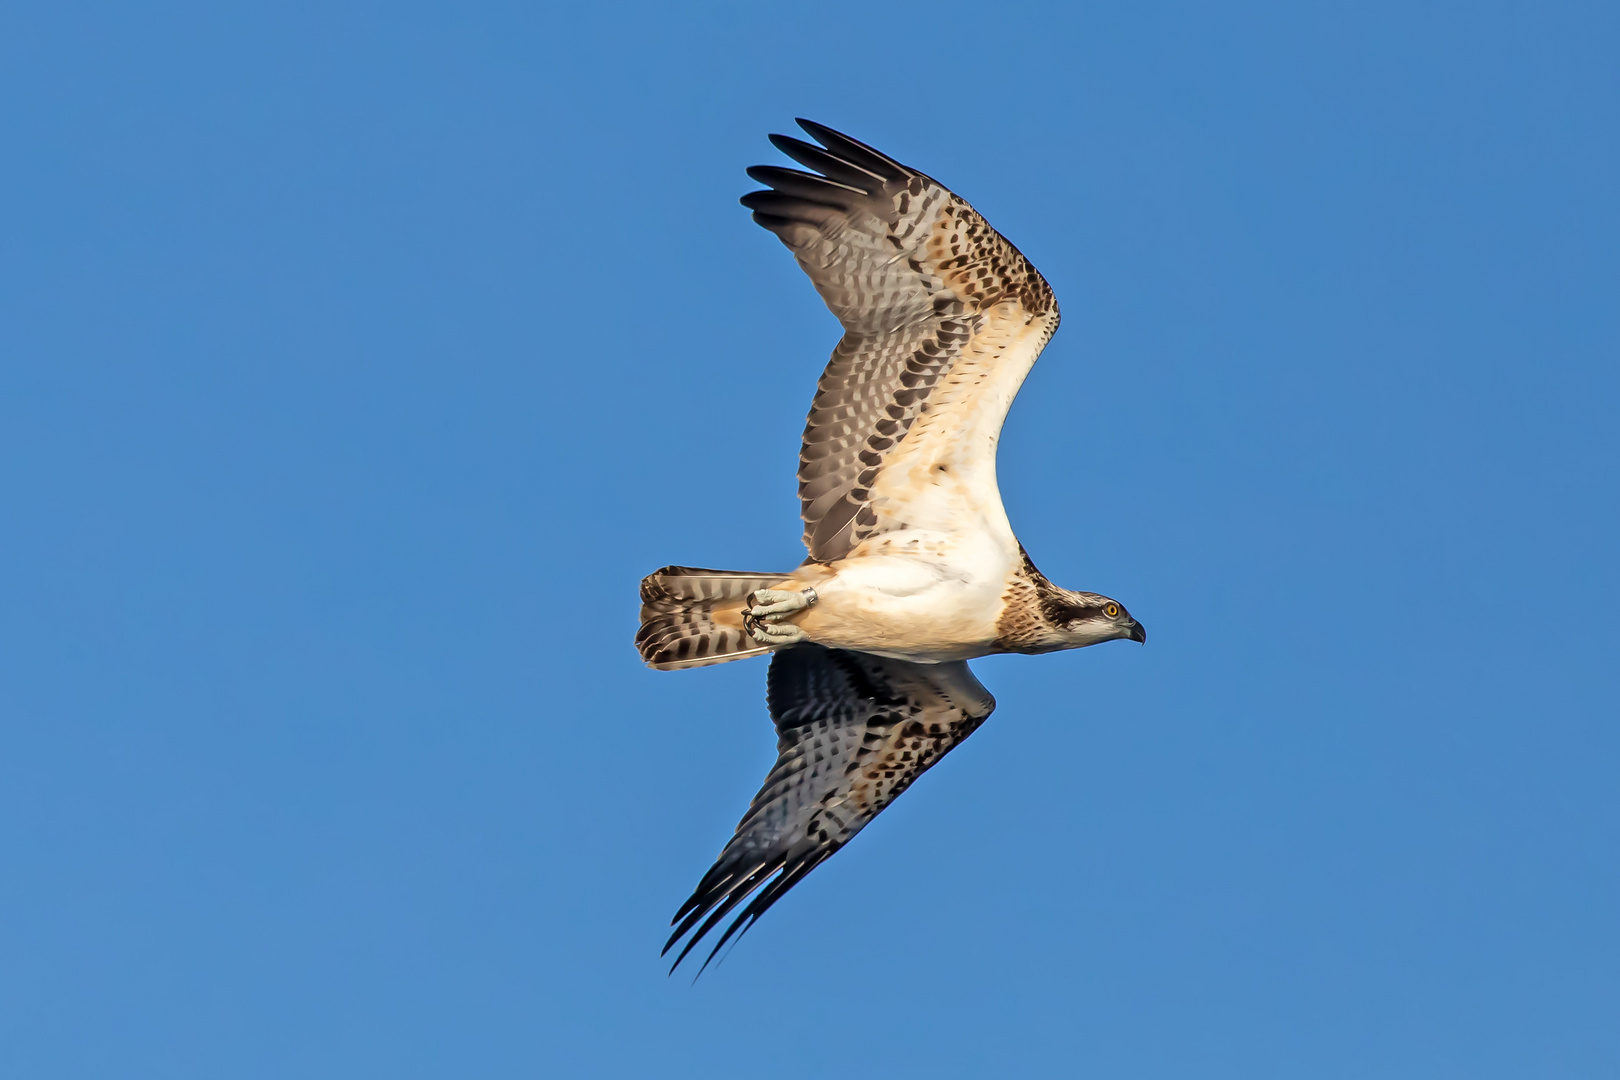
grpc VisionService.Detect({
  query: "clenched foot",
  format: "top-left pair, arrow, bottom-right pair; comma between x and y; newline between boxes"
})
743,587 -> 817,647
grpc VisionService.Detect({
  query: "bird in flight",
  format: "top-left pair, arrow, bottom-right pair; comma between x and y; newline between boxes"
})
638,120 -> 1145,974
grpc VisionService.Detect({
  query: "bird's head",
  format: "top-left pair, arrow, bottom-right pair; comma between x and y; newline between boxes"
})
1041,589 -> 1147,649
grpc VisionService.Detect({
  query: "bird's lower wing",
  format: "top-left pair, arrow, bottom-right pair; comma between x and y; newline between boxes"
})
664,644 -> 996,974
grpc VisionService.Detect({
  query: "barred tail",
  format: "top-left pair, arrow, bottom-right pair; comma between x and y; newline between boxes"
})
636,566 -> 791,671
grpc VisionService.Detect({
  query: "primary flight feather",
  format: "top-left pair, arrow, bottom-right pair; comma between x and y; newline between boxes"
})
638,120 -> 1145,975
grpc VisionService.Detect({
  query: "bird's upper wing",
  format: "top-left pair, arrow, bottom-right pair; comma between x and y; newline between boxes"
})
664,643 -> 996,974
743,120 -> 1061,563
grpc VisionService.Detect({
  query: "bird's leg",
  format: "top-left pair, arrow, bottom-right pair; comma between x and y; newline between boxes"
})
743,587 -> 817,647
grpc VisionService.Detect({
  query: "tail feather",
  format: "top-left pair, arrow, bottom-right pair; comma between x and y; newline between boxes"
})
637,566 -> 791,670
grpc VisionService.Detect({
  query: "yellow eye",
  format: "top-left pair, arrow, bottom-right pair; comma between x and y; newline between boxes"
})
1104,603 -> 1120,618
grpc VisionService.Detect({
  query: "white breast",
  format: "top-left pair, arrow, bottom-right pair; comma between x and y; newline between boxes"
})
788,318 -> 1049,662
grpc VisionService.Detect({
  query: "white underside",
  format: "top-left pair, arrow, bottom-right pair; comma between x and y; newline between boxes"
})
778,314 -> 1050,662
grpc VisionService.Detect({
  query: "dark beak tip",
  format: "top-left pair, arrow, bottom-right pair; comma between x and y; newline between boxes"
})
1130,623 -> 1147,644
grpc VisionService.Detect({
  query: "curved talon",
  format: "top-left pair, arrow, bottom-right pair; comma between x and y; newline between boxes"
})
748,620 -> 808,647
744,587 -> 818,622
742,586 -> 817,647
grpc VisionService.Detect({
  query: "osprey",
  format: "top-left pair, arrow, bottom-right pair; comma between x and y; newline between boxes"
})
638,121 -> 1145,974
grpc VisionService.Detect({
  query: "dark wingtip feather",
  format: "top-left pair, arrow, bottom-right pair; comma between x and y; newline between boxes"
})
738,190 -> 841,226
662,857 -> 782,971
668,895 -> 746,973
664,847 -> 838,978
747,210 -> 803,235
665,866 -> 746,951
746,165 -> 865,203
688,854 -> 828,976
794,119 -> 911,181
765,134 -> 886,190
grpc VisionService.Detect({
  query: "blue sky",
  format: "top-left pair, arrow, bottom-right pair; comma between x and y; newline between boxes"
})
2,2 -> 1616,1077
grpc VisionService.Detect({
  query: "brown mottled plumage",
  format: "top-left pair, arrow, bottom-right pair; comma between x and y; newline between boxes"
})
991,547 -> 1124,654
638,122 -> 1144,973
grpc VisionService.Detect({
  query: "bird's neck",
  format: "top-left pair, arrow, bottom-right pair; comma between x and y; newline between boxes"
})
993,547 -> 1080,654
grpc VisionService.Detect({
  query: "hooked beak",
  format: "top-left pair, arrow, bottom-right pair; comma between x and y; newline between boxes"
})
1127,620 -> 1147,644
